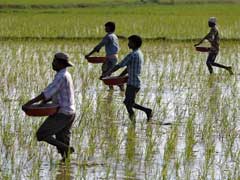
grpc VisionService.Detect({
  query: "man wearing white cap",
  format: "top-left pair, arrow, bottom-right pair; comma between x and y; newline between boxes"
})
194,17 -> 233,75
22,52 -> 76,162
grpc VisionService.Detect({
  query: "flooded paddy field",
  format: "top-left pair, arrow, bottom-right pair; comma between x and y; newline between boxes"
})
0,40 -> 239,179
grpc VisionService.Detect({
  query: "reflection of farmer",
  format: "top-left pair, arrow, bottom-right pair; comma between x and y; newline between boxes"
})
22,53 -> 75,162
85,22 -> 124,91
102,35 -> 153,122
194,17 -> 233,75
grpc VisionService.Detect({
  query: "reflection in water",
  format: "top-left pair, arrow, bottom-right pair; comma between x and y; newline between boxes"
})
106,90 -> 114,103
124,124 -> 137,179
207,75 -> 217,89
56,163 -> 73,180
207,75 -> 221,114
104,89 -> 125,103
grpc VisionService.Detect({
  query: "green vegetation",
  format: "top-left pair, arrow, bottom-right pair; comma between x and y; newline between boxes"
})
0,0 -> 138,5
0,4 -> 240,40
0,39 -> 239,179
0,1 -> 239,179
0,0 -> 239,5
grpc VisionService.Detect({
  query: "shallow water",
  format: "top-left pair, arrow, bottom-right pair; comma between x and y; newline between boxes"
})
0,40 -> 239,179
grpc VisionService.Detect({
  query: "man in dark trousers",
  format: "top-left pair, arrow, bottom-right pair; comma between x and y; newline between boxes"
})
102,35 -> 153,122
22,52 -> 75,162
194,17 -> 233,75
85,21 -> 124,91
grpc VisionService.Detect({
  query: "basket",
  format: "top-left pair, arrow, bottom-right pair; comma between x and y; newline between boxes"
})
102,76 -> 128,85
86,57 -> 106,64
195,46 -> 210,52
22,104 -> 59,116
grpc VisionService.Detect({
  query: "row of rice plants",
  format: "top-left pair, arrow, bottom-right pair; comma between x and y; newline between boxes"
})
0,4 -> 240,39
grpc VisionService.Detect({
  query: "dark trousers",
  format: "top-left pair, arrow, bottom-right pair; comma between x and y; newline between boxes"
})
206,52 -> 228,73
102,58 -> 117,89
124,85 -> 151,116
101,58 -> 117,76
36,113 -> 75,158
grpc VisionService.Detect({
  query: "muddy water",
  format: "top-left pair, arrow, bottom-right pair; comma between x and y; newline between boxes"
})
0,40 -> 239,179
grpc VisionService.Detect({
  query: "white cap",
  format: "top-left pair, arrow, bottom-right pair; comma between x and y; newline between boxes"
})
208,17 -> 217,24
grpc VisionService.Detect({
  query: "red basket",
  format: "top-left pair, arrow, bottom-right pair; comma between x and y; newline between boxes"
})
86,57 -> 106,64
22,104 -> 59,116
102,76 -> 128,85
195,46 -> 210,52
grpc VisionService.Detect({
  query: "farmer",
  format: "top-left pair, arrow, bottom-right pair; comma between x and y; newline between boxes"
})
194,17 -> 233,75
102,35 -> 153,121
22,52 -> 75,162
85,21 -> 124,91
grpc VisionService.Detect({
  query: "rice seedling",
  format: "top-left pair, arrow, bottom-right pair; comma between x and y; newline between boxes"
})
0,2 -> 240,178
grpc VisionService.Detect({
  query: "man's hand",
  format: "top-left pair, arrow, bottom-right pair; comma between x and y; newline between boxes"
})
22,101 -> 33,111
100,73 -> 108,80
85,55 -> 90,59
104,70 -> 111,77
100,70 -> 112,80
39,99 -> 50,106
100,65 -> 119,80
99,75 -> 104,80
22,93 -> 45,111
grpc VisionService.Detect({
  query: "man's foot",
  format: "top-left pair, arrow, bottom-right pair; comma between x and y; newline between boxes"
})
61,146 -> 75,162
118,85 -> 124,91
146,109 -> 153,121
226,66 -> 233,75
60,157 -> 66,163
69,146 -> 75,154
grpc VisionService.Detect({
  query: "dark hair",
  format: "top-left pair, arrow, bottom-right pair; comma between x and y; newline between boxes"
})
128,35 -> 142,48
105,21 -> 115,32
208,22 -> 216,27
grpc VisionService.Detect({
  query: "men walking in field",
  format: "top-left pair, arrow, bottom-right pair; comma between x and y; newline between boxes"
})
22,52 -> 75,162
194,17 -> 233,75
102,35 -> 153,122
85,21 -> 124,91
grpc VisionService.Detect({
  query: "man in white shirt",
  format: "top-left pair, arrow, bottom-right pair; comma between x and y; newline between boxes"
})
22,52 -> 75,162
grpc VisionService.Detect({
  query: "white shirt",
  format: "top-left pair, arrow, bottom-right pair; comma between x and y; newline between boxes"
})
43,68 -> 75,115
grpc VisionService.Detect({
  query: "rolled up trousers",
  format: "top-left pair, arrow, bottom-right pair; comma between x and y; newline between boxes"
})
36,113 -> 75,157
